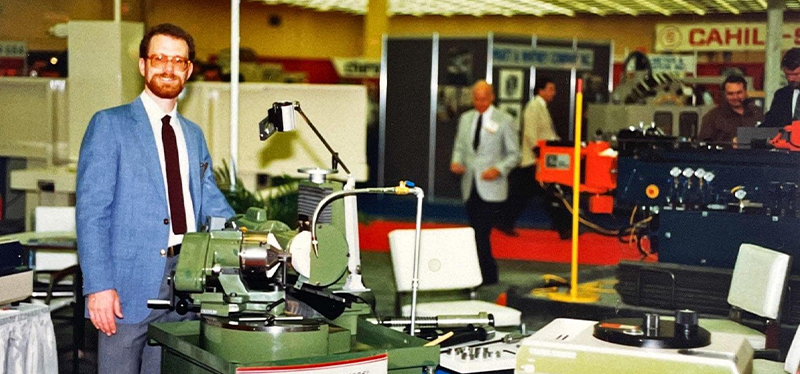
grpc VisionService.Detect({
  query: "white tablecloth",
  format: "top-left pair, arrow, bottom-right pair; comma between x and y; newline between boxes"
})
0,303 -> 58,374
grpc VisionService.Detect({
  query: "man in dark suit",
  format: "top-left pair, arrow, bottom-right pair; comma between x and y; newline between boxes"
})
764,48 -> 800,128
77,24 -> 234,373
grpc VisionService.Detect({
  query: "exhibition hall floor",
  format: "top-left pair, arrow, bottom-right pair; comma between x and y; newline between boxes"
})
52,251 -> 590,374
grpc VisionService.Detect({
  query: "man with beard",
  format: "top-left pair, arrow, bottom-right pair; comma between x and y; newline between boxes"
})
698,75 -> 763,143
764,48 -> 800,128
76,24 -> 233,373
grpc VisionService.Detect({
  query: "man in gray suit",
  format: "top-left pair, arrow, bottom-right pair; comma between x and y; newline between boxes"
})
450,81 -> 520,285
77,24 -> 234,373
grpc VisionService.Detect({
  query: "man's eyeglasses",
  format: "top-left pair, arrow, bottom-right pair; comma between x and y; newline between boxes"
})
147,54 -> 191,71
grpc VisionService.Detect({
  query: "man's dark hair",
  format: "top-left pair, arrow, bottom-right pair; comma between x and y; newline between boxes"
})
534,77 -> 555,95
781,48 -> 800,71
139,23 -> 195,61
722,74 -> 747,91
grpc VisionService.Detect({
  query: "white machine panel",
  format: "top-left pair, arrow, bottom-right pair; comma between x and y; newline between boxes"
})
515,318 -> 753,374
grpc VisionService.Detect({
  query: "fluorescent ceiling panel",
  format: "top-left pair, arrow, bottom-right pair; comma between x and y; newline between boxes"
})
248,0 -> 796,16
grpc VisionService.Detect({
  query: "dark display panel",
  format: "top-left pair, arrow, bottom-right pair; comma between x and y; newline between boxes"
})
383,39 -> 433,189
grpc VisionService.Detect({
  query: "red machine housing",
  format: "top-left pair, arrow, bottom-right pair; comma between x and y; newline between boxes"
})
535,140 -> 617,213
770,120 -> 800,151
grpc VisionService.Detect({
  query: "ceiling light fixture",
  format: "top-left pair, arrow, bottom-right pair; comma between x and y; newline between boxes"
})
711,0 -> 741,14
591,0 -> 639,15
517,0 -> 576,16
630,0 -> 672,15
559,0 -> 607,15
668,0 -> 706,15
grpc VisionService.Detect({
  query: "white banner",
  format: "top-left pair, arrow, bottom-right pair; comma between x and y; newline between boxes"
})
648,54 -> 697,76
0,41 -> 27,59
235,353 -> 388,374
656,23 -> 800,52
332,57 -> 381,79
493,44 -> 594,70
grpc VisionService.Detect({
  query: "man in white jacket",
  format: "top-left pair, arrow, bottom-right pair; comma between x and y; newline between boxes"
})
499,77 -> 571,239
450,80 -> 520,285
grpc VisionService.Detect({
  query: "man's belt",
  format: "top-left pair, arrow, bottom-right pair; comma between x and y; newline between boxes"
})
167,244 -> 181,257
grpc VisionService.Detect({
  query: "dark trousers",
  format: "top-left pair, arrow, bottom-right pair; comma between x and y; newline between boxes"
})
466,186 -> 502,285
501,166 -> 572,238
97,255 -> 196,374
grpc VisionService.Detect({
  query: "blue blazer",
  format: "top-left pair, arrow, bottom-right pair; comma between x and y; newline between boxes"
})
76,97 -> 234,324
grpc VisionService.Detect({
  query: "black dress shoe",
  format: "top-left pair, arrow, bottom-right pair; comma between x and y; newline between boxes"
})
498,227 -> 520,237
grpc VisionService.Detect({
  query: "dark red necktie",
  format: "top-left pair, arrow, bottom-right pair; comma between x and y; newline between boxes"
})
161,115 -> 187,234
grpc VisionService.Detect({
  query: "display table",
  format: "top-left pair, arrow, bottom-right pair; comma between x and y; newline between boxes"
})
0,303 -> 58,374
1,231 -> 82,373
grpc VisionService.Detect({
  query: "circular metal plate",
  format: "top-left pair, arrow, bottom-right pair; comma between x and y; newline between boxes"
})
202,315 -> 323,333
593,318 -> 710,349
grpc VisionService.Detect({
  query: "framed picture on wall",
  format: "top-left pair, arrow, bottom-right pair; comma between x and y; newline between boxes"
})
498,102 -> 522,128
498,69 -> 524,100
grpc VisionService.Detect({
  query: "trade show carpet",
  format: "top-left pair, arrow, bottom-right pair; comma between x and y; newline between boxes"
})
358,220 -> 645,265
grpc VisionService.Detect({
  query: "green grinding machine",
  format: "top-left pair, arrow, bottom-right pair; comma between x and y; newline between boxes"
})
146,101 -> 438,373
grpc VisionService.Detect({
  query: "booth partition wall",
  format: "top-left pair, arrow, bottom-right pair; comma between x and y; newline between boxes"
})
379,34 -> 613,201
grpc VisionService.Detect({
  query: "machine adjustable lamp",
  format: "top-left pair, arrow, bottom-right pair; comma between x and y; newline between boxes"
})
259,101 -> 428,335
259,101 -> 351,174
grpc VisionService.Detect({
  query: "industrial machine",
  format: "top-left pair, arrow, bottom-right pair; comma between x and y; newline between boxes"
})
515,314 -> 753,374
770,120 -> 800,151
147,102 -> 439,373
615,144 -> 800,270
610,131 -> 800,327
535,139 -> 617,214
586,51 -> 719,138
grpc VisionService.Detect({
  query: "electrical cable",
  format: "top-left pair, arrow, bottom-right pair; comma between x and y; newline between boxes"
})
542,178 -> 661,260
548,182 -> 657,259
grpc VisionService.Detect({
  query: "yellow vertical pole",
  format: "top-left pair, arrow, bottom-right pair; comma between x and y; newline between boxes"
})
548,78 -> 598,303
569,80 -> 583,298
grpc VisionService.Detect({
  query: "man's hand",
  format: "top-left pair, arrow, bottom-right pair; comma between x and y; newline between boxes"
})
88,289 -> 123,336
481,167 -> 501,180
450,162 -> 466,175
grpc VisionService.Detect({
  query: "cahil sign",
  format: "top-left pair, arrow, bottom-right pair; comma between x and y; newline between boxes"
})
656,23 -> 800,52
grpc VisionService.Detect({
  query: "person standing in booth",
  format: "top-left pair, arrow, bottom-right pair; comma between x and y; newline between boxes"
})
698,75 -> 763,142
764,48 -> 800,129
76,24 -> 234,374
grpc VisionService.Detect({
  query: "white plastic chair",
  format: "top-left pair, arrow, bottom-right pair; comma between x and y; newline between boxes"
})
33,206 -> 78,271
753,325 -> 800,374
700,243 -> 791,351
32,206 -> 78,310
388,227 -> 521,327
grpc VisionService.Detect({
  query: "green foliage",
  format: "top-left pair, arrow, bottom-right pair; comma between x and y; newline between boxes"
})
214,160 -> 299,228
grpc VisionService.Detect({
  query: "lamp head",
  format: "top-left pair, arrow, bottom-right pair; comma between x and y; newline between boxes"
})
259,101 -> 297,141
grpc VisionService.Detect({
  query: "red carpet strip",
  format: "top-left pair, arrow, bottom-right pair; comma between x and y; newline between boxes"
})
358,220 -> 647,266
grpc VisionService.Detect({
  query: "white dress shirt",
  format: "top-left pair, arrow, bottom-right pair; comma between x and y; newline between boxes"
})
140,92 -> 196,247
793,89 -> 799,116
520,95 -> 559,168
